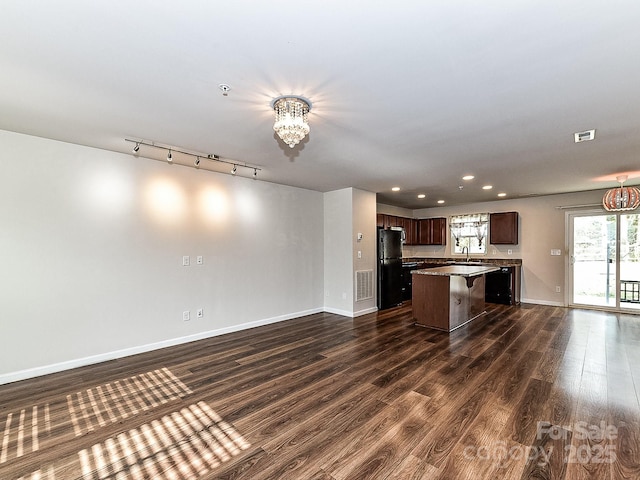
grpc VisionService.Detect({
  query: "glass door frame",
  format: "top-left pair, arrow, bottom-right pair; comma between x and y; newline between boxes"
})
567,209 -> 638,313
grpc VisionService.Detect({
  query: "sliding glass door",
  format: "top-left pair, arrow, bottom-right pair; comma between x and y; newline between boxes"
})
569,212 -> 640,311
620,214 -> 640,310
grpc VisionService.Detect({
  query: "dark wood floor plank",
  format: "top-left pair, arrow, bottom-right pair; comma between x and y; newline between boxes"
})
0,303 -> 638,480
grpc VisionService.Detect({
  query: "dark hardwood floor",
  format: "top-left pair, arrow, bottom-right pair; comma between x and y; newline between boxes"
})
1,303 -> 639,479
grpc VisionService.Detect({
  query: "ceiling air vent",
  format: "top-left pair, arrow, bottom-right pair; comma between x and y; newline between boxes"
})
574,129 -> 595,143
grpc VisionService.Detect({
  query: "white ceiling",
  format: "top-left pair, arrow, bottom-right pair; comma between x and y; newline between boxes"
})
2,1 -> 640,209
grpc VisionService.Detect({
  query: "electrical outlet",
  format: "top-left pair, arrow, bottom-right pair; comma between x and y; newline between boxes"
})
182,256 -> 190,266
183,311 -> 190,321
197,308 -> 203,318
555,286 -> 561,293
357,250 -> 362,259
197,255 -> 203,265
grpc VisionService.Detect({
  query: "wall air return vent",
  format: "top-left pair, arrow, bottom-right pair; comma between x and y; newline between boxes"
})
574,129 -> 596,143
355,270 -> 374,302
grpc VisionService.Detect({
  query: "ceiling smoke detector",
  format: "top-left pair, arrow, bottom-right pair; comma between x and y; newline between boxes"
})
574,129 -> 595,143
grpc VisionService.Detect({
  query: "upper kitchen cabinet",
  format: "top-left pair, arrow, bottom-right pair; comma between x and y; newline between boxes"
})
402,217 -> 418,245
418,217 -> 446,245
376,214 -> 419,244
376,214 -> 397,229
490,212 -> 519,244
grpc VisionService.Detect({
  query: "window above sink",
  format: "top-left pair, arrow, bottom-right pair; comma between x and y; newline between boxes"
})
450,213 -> 488,255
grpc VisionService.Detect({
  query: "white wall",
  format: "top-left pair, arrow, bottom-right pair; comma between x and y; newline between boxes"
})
376,204 -> 413,217
0,130 -> 324,383
401,190 -> 608,306
323,189 -> 354,315
324,188 -> 378,317
352,189 -> 377,315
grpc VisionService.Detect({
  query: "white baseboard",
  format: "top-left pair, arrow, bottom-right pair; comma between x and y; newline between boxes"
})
322,306 -> 378,318
0,307 -> 324,386
521,298 -> 565,307
322,306 -> 355,317
353,306 -> 378,317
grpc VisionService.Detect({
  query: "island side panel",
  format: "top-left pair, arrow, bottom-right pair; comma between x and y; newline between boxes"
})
412,273 -> 450,330
468,274 -> 486,320
449,275 -> 470,330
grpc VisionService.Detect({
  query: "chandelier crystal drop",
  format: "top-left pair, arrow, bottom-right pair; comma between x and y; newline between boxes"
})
272,96 -> 311,148
602,175 -> 640,211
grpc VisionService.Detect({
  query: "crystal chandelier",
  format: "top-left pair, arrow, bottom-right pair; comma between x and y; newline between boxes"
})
272,96 -> 311,148
602,175 -> 640,211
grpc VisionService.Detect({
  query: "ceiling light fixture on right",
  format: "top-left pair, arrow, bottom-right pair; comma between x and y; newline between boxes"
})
603,175 -> 640,211
272,96 -> 311,148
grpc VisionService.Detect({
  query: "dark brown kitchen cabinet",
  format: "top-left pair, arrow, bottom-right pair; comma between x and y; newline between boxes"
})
376,214 -> 397,229
406,218 -> 419,245
417,217 -> 446,245
490,212 -> 519,244
376,215 -> 419,244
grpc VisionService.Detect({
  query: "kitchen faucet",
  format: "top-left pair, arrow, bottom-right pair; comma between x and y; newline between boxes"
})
462,246 -> 469,262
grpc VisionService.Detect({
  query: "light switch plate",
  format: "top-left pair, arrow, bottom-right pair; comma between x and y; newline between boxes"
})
197,255 -> 203,265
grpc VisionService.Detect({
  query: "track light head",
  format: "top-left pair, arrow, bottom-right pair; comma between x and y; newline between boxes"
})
132,143 -> 140,153
194,156 -> 200,167
231,165 -> 237,175
167,150 -> 173,163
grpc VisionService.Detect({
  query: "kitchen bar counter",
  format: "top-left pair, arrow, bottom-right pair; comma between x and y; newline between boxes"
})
411,265 -> 499,331
403,257 -> 521,267
412,264 -> 500,277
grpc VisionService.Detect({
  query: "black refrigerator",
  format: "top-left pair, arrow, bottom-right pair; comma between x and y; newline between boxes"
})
377,228 -> 403,310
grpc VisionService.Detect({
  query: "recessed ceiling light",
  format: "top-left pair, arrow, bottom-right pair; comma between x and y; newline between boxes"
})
392,187 -> 400,192
437,200 -> 445,204
482,185 -> 493,190
498,192 -> 507,197
417,194 -> 426,199
462,175 -> 475,181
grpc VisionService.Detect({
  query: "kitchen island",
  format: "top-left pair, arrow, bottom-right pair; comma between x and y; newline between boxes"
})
411,264 -> 499,331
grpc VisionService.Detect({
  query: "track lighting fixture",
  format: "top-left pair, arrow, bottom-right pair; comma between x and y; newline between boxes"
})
124,139 -> 261,177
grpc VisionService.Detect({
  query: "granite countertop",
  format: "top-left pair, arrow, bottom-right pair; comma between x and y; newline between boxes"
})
412,265 -> 500,277
403,257 -> 522,267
